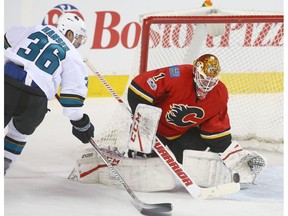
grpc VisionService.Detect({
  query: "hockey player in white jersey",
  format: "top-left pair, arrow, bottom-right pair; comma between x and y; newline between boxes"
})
4,13 -> 94,175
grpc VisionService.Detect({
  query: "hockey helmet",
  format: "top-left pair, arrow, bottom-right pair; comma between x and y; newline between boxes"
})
57,13 -> 87,48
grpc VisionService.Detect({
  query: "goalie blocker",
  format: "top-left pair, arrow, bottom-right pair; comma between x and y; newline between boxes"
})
128,104 -> 162,154
70,141 -> 266,190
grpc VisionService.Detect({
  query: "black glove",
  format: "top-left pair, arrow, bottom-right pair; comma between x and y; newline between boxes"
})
70,114 -> 94,143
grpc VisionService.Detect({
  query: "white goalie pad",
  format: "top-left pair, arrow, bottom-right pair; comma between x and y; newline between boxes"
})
183,150 -> 234,188
128,104 -> 162,154
71,146 -> 176,192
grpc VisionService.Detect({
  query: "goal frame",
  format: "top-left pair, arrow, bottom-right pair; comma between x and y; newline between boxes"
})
139,15 -> 283,74
136,13 -> 284,150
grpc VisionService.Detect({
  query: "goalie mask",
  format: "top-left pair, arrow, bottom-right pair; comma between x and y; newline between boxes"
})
193,54 -> 221,99
57,13 -> 87,48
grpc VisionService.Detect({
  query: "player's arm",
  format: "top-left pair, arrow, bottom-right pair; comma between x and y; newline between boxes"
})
127,68 -> 169,113
200,108 -> 232,153
127,68 -> 169,158
58,62 -> 88,121
59,58 -> 94,143
127,81 -> 154,113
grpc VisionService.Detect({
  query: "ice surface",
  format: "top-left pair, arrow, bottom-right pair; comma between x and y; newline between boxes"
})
4,98 -> 285,216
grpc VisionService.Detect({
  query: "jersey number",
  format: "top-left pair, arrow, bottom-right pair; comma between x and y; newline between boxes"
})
153,73 -> 165,81
17,32 -> 66,74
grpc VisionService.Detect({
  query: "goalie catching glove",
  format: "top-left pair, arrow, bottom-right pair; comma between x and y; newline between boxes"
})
70,114 -> 94,143
219,141 -> 266,183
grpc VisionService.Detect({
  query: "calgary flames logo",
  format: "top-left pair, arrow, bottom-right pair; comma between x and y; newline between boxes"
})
166,104 -> 204,127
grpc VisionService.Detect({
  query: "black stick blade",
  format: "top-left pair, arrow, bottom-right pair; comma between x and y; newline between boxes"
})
134,202 -> 173,215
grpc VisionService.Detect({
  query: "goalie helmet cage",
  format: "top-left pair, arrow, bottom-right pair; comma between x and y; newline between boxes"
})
93,8 -> 283,154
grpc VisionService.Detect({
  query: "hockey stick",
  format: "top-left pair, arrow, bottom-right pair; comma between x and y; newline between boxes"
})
54,94 -> 172,215
89,138 -> 172,215
84,58 -> 240,199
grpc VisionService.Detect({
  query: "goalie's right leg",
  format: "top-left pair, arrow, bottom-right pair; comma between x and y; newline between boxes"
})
183,150 -> 235,187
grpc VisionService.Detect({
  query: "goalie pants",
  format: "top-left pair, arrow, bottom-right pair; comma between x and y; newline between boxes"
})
136,128 -> 208,164
157,127 -> 208,164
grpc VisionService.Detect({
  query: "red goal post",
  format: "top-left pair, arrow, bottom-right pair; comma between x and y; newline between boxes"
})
137,9 -> 283,151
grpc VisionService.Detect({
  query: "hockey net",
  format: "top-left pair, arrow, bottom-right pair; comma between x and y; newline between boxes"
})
93,7 -> 283,154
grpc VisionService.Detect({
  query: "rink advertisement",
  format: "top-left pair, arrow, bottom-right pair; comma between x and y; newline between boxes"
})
4,0 -> 283,97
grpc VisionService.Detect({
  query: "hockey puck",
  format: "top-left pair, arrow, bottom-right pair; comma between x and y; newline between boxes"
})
233,173 -> 240,183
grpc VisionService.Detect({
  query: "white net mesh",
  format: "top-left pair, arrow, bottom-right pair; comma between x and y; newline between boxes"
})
138,8 -> 283,147
93,101 -> 132,154
94,8 -> 283,153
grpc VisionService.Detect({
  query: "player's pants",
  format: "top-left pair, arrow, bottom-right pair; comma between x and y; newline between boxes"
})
4,62 -> 48,173
4,76 -> 48,134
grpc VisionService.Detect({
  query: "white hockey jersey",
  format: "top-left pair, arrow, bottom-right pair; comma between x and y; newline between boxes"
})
4,25 -> 89,121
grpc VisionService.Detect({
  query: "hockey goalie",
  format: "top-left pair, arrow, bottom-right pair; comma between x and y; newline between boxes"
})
70,54 -> 266,191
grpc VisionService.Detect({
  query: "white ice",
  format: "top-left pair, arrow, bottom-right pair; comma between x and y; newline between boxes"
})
4,98 -> 285,216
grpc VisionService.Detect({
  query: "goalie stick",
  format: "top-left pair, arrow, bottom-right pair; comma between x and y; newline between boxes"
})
84,58 -> 241,199
54,94 -> 172,215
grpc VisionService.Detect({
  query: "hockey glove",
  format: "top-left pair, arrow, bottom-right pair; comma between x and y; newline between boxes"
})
219,141 -> 266,183
70,114 -> 94,143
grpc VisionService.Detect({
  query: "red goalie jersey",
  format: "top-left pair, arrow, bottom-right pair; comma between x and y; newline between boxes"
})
128,64 -> 231,145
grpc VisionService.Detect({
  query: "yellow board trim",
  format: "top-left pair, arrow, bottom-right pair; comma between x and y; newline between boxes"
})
221,72 -> 284,94
87,72 -> 283,97
87,75 -> 129,98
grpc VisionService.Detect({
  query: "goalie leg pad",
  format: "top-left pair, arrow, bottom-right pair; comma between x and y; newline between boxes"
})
182,150 -> 234,187
74,146 -> 176,192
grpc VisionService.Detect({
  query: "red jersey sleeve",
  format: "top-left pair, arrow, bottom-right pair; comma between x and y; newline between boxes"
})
129,65 -> 193,105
